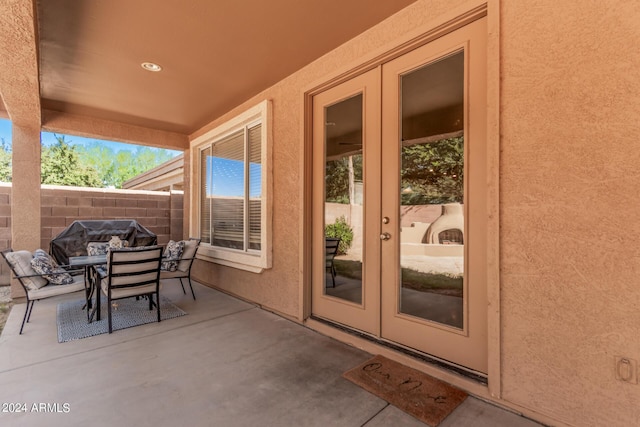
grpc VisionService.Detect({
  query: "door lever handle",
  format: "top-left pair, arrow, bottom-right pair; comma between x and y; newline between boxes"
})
380,232 -> 391,241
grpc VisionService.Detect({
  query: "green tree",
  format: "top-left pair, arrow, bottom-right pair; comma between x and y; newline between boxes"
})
76,143 -> 116,187
41,135 -> 102,187
76,142 -> 176,188
325,154 -> 362,204
0,138 -> 11,182
401,137 -> 464,205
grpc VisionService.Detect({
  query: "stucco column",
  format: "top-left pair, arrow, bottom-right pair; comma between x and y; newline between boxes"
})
10,125 -> 41,298
183,147 -> 191,239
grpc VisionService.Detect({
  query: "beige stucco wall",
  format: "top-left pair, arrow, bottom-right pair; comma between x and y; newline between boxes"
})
500,1 -> 640,426
190,0 -> 640,426
190,0 -> 470,320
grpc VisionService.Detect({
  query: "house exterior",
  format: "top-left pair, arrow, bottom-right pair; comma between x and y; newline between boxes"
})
1,1 -> 639,426
121,154 -> 184,191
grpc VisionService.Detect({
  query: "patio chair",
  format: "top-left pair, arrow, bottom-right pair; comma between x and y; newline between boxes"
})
325,238 -> 341,288
160,238 -> 201,300
1,249 -> 85,334
99,246 -> 163,333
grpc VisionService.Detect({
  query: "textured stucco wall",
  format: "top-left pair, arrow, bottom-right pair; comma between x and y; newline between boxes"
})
500,1 -> 640,426
189,0 -> 469,320
189,0 -> 640,426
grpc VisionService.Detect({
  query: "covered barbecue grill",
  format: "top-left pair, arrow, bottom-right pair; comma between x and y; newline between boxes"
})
50,219 -> 157,265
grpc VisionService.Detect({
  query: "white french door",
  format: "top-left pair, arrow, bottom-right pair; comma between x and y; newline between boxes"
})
312,17 -> 488,373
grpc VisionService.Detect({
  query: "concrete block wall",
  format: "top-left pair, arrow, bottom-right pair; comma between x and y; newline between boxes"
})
169,190 -> 184,242
0,183 -> 184,286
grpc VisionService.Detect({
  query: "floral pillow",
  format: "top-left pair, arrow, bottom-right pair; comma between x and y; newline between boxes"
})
161,240 -> 185,272
30,249 -> 74,285
87,242 -> 108,256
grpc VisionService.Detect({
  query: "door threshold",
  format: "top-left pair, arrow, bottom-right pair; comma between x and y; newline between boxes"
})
309,314 -> 487,385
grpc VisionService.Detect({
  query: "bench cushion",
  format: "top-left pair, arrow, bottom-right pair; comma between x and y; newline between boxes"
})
5,250 -> 48,290
27,274 -> 85,299
178,240 -> 198,272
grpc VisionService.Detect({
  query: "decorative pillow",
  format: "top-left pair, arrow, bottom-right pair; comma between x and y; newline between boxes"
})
161,240 -> 185,272
30,249 -> 74,285
87,242 -> 109,256
5,250 -> 48,290
108,236 -> 125,250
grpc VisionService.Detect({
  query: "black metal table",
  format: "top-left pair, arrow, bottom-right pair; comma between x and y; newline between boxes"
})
69,255 -> 107,323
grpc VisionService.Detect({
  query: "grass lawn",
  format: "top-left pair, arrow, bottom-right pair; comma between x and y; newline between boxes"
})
334,259 -> 463,297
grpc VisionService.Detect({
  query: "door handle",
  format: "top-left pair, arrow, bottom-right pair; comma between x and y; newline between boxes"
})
380,232 -> 391,241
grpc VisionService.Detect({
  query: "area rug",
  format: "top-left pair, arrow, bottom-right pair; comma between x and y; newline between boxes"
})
57,297 -> 186,342
343,355 -> 467,426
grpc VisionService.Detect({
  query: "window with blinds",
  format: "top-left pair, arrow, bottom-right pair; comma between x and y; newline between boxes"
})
200,123 -> 262,252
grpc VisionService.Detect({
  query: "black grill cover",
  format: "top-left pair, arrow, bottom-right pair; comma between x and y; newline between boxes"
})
50,220 -> 157,265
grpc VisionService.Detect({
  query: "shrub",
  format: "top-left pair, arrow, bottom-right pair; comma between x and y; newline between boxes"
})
325,216 -> 353,255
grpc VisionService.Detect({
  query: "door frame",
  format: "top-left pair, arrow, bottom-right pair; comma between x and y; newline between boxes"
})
301,1 -> 501,395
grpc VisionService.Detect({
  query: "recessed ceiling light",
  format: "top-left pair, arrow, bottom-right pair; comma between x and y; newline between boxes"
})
141,62 -> 162,72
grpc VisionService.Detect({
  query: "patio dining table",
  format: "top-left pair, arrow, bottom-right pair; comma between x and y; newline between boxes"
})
69,253 -> 178,323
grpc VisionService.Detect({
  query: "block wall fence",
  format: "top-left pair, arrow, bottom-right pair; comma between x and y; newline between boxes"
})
0,183 -> 184,287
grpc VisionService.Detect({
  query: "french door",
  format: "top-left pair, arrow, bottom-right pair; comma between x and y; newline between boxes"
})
311,18 -> 487,373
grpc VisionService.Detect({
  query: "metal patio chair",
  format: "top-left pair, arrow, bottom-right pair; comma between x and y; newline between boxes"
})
325,238 -> 341,288
160,238 -> 201,300
1,249 -> 84,334
98,246 -> 163,333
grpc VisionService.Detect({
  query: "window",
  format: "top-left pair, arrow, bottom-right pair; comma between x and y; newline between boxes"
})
193,100 -> 271,272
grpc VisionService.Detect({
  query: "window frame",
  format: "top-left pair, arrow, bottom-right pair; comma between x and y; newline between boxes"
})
191,100 -> 272,273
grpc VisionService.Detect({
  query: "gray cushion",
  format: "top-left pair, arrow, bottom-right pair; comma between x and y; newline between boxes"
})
178,240 -> 198,272
30,249 -> 73,285
27,275 -> 85,299
5,250 -> 48,290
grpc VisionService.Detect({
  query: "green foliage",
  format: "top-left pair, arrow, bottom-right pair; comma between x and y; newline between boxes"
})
76,142 -> 174,188
325,154 -> 362,204
0,138 -> 11,182
401,137 -> 464,205
41,136 -> 102,187
325,215 -> 353,255
325,138 -> 464,206
0,134 -> 175,188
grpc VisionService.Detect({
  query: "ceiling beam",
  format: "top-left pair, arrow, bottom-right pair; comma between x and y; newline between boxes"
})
42,110 -> 189,151
0,0 -> 41,127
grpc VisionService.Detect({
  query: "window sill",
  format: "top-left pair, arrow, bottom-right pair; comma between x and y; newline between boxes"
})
197,245 -> 269,274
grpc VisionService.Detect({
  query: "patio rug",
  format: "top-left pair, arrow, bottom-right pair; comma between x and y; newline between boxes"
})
57,297 -> 186,343
343,355 -> 467,426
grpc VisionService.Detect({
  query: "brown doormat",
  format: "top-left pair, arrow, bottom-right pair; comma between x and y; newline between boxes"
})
343,355 -> 467,426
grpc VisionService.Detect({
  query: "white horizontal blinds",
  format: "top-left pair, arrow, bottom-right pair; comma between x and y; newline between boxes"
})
211,130 -> 245,250
200,146 -> 212,244
248,124 -> 262,250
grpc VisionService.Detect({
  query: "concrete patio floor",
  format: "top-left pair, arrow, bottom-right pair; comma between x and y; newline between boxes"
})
0,281 -> 542,427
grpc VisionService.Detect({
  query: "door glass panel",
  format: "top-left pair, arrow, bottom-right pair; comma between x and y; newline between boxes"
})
398,51 -> 464,328
324,94 -> 363,304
